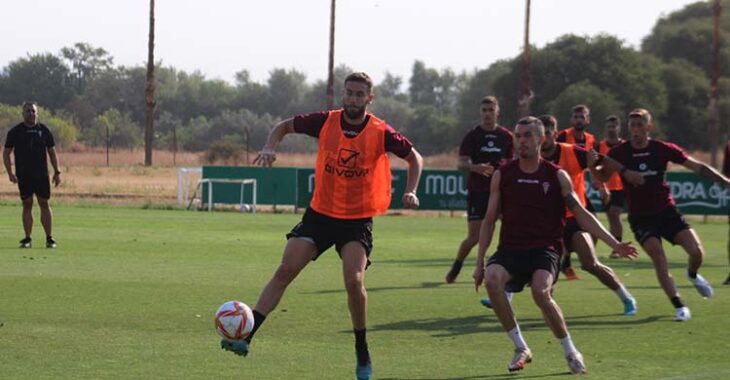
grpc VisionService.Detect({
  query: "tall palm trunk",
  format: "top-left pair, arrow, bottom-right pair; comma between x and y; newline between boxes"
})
144,0 -> 156,166
326,0 -> 336,110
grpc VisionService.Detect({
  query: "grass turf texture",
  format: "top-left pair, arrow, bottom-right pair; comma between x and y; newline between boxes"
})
1,204 -> 729,379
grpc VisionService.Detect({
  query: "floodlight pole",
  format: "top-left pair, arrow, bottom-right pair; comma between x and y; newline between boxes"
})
709,0 -> 721,167
326,0 -> 336,110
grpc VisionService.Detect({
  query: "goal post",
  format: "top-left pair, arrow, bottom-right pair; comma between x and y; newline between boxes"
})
195,178 -> 257,212
177,167 -> 202,207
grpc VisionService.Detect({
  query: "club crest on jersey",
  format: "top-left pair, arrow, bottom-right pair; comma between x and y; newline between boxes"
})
542,182 -> 550,194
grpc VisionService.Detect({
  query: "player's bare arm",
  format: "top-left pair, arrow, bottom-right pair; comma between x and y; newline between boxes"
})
458,155 -> 494,177
402,148 -> 423,209
592,153 -> 645,186
473,169 -> 502,290
558,170 -> 639,260
682,157 -> 730,187
2,146 -> 16,183
253,118 -> 296,167
48,146 -> 61,187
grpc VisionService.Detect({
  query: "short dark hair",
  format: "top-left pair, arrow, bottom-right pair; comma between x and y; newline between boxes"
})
344,72 -> 374,93
22,101 -> 38,108
605,115 -> 620,123
628,108 -> 652,123
516,116 -> 545,136
538,114 -> 557,130
572,104 -> 590,114
480,96 -> 499,106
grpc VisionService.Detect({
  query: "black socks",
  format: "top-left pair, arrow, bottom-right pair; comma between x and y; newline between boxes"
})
245,310 -> 267,343
670,296 -> 684,309
354,328 -> 370,365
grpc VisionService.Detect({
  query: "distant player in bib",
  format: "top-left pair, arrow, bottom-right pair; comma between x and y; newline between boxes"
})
595,108 -> 730,321
556,104 -> 599,279
473,116 -> 638,374
596,115 -> 626,258
446,96 -> 513,284
539,115 -> 636,316
221,73 -> 423,380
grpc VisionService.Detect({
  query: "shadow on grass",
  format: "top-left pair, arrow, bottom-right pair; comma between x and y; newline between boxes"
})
381,370 -> 568,380
363,313 -> 661,338
305,281 -> 448,295
377,258 -> 454,267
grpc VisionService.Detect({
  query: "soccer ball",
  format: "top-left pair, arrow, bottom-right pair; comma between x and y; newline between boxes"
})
214,301 -> 254,341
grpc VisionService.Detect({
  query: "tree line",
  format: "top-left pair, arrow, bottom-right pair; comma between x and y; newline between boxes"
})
1,1 -> 729,158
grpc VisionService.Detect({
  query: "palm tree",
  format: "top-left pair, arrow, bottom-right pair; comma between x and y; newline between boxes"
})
144,0 -> 156,166
709,0 -> 721,166
326,0 -> 336,110
517,0 -> 532,118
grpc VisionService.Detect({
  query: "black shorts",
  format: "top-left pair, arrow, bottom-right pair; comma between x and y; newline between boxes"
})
628,206 -> 690,245
562,217 -> 585,253
286,207 -> 373,263
467,190 -> 490,221
17,175 -> 51,200
604,190 -> 625,210
486,247 -> 561,293
582,197 -> 595,213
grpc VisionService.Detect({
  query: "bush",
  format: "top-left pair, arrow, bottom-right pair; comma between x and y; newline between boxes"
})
205,141 -> 244,165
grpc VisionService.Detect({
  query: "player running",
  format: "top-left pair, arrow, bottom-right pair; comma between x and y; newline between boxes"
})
595,108 -> 730,321
446,96 -> 513,284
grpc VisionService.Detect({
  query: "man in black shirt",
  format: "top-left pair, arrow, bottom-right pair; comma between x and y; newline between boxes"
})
3,102 -> 61,248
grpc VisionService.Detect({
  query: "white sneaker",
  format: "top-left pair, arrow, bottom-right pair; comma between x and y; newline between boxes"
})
566,351 -> 587,375
689,273 -> 714,298
674,306 -> 691,322
508,348 -> 533,372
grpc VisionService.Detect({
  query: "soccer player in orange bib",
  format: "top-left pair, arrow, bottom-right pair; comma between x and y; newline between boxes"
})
221,72 -> 423,380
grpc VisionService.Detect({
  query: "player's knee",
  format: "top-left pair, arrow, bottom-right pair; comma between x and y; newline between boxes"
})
22,199 -> 33,209
38,199 -> 50,209
344,275 -> 365,294
485,275 -> 504,292
580,262 -> 598,274
686,244 -> 704,259
531,287 -> 552,308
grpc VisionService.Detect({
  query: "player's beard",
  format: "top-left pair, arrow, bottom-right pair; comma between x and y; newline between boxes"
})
607,130 -> 619,139
344,104 -> 366,119
573,123 -> 586,131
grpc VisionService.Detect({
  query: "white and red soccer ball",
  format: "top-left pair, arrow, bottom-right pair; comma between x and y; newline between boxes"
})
214,301 -> 254,341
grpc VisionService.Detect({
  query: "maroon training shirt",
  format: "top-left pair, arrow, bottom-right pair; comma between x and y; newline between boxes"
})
607,139 -> 689,216
459,125 -> 514,192
497,159 -> 566,251
293,111 -> 413,159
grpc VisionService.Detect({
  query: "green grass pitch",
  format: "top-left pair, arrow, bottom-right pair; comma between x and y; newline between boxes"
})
1,204 -> 729,379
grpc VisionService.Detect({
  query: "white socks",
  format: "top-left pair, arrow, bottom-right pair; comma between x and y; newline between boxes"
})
560,334 -> 578,356
615,285 -> 632,301
508,326 -> 528,350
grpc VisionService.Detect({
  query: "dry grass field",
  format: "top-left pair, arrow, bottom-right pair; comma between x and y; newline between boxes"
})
0,147 -> 710,207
